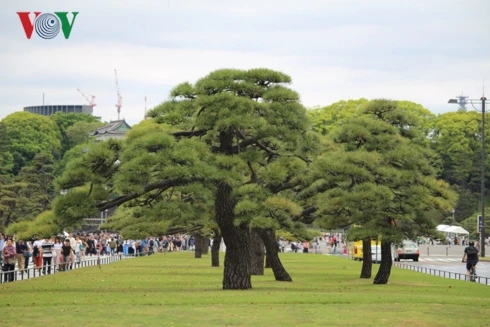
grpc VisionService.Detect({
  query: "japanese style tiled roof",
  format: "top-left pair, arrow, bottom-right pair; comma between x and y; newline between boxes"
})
90,119 -> 131,136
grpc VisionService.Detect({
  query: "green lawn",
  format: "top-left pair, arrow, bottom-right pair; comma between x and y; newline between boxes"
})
0,253 -> 488,327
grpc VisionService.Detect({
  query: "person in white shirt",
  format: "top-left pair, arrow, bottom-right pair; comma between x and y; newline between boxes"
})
69,233 -> 77,268
53,237 -> 63,271
74,236 -> 82,264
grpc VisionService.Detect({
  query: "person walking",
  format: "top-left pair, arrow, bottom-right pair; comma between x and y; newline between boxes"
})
188,236 -> 195,251
80,236 -> 87,259
161,237 -> 169,255
0,233 -> 5,266
110,238 -> 116,256
278,239 -> 285,253
169,237 -> 175,252
68,234 -> 77,269
32,236 -> 44,274
148,238 -> 155,255
175,237 -> 182,252
53,237 -> 62,272
61,239 -> 72,271
302,240 -> 309,253
41,237 -> 54,275
15,240 -> 28,275
24,241 -> 32,271
2,238 -> 16,282
86,235 -> 95,257
74,236 -> 82,265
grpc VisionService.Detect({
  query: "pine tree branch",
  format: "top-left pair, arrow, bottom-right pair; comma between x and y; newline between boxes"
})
247,162 -> 258,183
286,154 -> 312,164
96,177 -> 203,211
170,129 -> 208,138
238,136 -> 261,149
255,140 -> 279,158
166,223 -> 204,235
141,188 -> 165,207
269,181 -> 300,194
292,206 -> 318,223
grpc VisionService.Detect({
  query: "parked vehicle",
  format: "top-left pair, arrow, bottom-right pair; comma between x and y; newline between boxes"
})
393,240 -> 419,262
349,239 -> 381,263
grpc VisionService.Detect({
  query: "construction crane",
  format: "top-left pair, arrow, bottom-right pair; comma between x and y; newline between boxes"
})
77,88 -> 96,112
114,69 -> 122,120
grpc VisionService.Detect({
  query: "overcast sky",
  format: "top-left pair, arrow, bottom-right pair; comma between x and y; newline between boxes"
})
1,0 -> 489,125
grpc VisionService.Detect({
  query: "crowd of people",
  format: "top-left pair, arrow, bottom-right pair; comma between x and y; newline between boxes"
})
446,235 -> 490,249
0,232 -> 115,282
0,232 -> 200,283
124,235 -> 198,255
4,230 -> 339,283
277,233 -> 346,254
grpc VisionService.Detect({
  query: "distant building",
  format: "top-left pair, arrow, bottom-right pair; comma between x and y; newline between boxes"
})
24,105 -> 92,116
90,119 -> 132,141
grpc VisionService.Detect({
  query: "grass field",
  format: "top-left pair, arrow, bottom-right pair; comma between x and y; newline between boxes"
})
0,252 -> 489,327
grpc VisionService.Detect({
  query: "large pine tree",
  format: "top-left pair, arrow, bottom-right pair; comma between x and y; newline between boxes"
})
308,100 -> 456,284
54,69 -> 318,289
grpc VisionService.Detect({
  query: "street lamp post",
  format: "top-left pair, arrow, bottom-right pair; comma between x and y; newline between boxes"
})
481,96 -> 486,257
448,95 -> 488,257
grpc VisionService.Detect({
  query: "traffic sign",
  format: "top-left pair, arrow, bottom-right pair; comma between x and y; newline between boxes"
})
477,215 -> 483,233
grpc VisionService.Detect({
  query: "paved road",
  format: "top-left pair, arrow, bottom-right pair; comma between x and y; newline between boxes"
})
401,244 -> 490,276
396,254 -> 490,284
317,242 -> 490,284
390,244 -> 490,285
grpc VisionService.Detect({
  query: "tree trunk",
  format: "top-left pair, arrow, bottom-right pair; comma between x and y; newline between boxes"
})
360,237 -> 372,279
265,254 -> 271,268
202,236 -> 209,255
194,234 -> 203,258
259,228 -> 292,282
211,230 -> 222,267
250,228 -> 265,275
5,213 -> 12,227
215,181 -> 252,290
373,240 -> 392,284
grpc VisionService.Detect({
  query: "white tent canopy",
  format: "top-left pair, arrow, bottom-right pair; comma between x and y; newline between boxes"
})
436,224 -> 469,235
436,225 -> 450,232
444,226 -> 469,235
